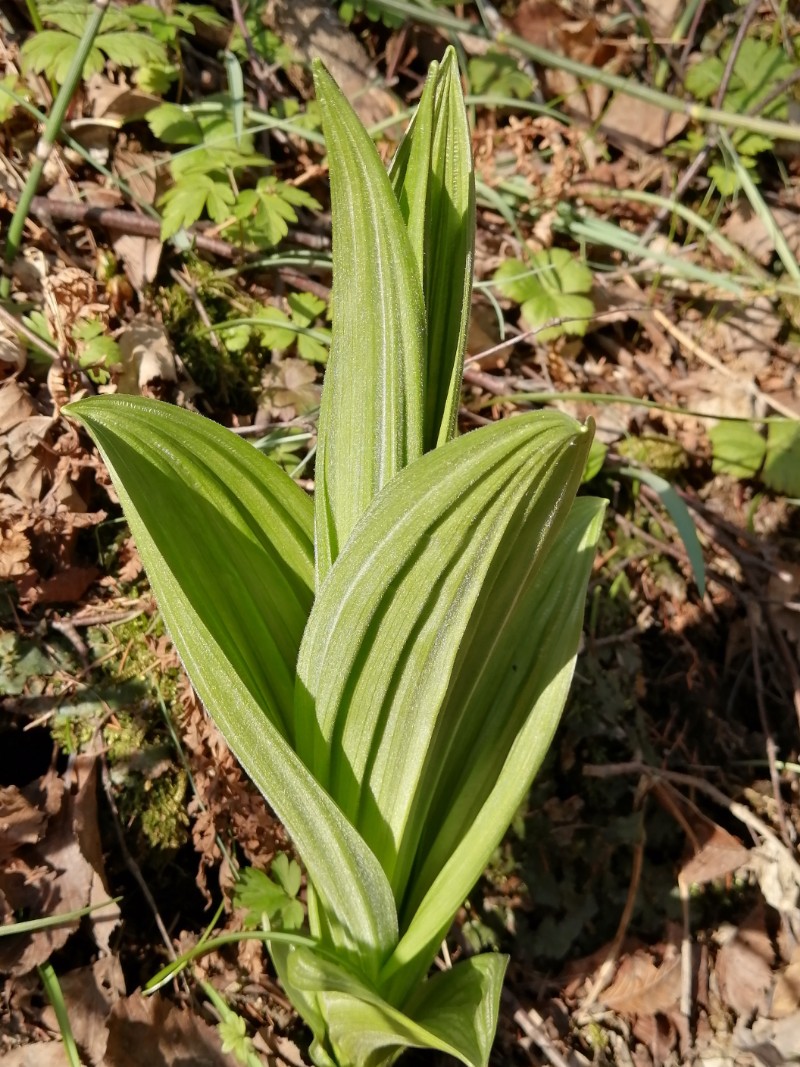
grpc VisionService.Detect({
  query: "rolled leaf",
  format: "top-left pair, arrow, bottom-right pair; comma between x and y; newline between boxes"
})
68,396 -> 399,977
289,947 -> 506,1067
390,47 -> 475,449
295,411 -> 593,905
313,60 -> 426,584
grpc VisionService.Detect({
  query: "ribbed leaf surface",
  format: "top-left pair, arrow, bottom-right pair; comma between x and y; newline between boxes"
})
296,412 -> 593,904
313,60 -> 426,583
382,497 -> 606,1002
289,948 -> 506,1067
390,48 -> 475,448
68,396 -> 399,977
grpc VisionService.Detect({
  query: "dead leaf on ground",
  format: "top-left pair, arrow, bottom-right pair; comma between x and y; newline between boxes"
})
601,947 -> 682,1015
772,946 -> 800,1019
2,1043 -> 73,1067
715,908 -> 775,1019
723,203 -> 800,267
116,316 -> 177,395
105,992 -> 241,1067
0,759 -> 119,975
736,1011 -> 800,1066
640,0 -> 682,35
259,358 -> 320,422
600,95 -> 688,151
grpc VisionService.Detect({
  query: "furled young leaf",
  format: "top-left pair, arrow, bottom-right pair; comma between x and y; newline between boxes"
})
67,396 -> 399,977
390,48 -> 475,449
312,60 -> 426,583
295,410 -> 596,939
288,948 -> 506,1067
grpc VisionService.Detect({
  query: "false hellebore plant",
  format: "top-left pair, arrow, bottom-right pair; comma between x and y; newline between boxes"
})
69,50 -> 604,1067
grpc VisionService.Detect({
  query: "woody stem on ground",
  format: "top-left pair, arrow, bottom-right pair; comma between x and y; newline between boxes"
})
368,0 -> 800,145
1,0 -> 111,300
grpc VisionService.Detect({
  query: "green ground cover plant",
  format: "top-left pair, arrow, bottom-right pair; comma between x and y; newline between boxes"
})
68,47 -> 605,1067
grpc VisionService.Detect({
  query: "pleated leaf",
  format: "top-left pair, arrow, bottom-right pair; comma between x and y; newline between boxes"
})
313,60 -> 426,584
288,947 -> 506,1067
382,498 -> 606,1003
67,396 -> 398,978
390,47 -> 475,449
295,412 -> 593,905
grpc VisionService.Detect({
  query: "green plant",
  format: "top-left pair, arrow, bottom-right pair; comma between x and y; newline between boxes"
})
20,0 -> 224,90
146,102 -> 320,244
68,50 -> 604,1066
493,248 -> 595,342
710,418 -> 800,496
677,34 -> 799,194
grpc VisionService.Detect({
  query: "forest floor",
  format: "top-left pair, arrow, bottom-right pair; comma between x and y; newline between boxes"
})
2,1 -> 800,1065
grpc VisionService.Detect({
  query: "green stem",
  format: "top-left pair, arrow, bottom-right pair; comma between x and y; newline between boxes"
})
25,0 -> 43,32
1,0 -> 111,298
38,963 -> 82,1067
366,0 -> 800,144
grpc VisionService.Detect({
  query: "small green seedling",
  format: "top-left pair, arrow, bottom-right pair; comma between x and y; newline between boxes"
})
69,50 -> 603,1066
493,247 -> 594,342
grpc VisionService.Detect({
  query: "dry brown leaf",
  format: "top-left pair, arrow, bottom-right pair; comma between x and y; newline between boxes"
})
259,358 -> 320,422
602,948 -> 682,1015
0,379 -> 38,434
116,316 -> 177,394
736,1011 -> 800,1065
105,992 -> 241,1067
2,1043 -> 73,1067
715,911 -> 775,1019
0,760 -> 119,976
772,947 -> 800,1019
600,95 -> 688,151
640,0 -> 682,35
0,785 -> 47,856
0,527 -> 32,579
679,821 -> 750,886
723,204 -> 800,267
19,565 -> 99,608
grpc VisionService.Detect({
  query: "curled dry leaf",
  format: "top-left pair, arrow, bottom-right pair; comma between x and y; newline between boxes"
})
0,759 -> 119,975
714,909 -> 775,1020
116,316 -> 177,395
104,992 -> 241,1067
601,947 -> 682,1015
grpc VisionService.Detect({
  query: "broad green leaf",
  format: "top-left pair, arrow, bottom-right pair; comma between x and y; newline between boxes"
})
288,948 -> 506,1067
618,466 -> 706,596
21,30 -> 104,82
296,412 -> 593,909
312,60 -> 426,583
390,48 -> 475,448
383,497 -> 605,1002
68,396 -> 399,976
709,420 -> 766,479
763,419 -> 800,496
97,31 -> 166,69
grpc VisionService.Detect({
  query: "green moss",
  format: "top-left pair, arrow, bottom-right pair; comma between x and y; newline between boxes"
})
138,769 -> 189,851
617,434 -> 688,478
158,259 -> 263,414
